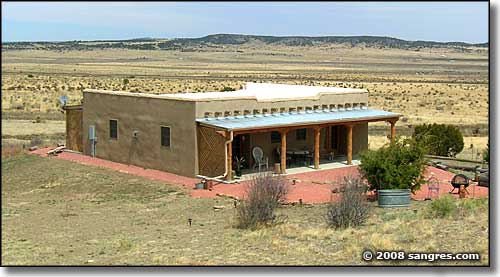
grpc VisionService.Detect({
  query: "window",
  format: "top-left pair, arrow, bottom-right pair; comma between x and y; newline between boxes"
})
271,131 -> 281,143
161,126 -> 171,147
109,119 -> 118,139
296,128 -> 306,140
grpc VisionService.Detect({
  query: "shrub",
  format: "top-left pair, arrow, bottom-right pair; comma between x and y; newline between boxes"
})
429,195 -> 456,218
236,173 -> 289,229
483,142 -> 489,163
412,123 -> 464,157
30,136 -> 43,147
359,138 -> 427,193
2,144 -> 24,159
220,86 -> 236,92
326,177 -> 369,229
123,78 -> 129,85
427,197 -> 487,219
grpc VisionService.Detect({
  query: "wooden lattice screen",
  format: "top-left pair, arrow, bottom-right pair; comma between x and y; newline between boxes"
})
197,125 -> 226,177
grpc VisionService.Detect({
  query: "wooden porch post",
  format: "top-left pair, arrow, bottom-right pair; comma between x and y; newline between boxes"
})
346,124 -> 353,165
227,135 -> 233,181
390,120 -> 397,143
280,129 -> 288,174
314,127 -> 321,169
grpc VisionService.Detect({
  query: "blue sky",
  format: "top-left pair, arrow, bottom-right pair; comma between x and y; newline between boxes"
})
1,2 -> 489,43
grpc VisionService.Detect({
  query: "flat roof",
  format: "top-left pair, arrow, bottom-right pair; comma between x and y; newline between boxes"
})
84,82 -> 366,102
196,108 -> 400,132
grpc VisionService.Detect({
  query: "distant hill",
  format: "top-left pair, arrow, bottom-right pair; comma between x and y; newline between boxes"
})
2,34 -> 488,51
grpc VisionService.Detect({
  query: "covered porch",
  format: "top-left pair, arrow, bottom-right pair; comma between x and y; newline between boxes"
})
196,108 -> 400,181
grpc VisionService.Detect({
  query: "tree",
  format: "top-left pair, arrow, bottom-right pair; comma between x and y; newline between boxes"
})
412,123 -> 464,157
359,138 -> 427,194
483,142 -> 489,163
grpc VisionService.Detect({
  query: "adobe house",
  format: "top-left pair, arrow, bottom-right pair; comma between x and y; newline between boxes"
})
65,82 -> 400,180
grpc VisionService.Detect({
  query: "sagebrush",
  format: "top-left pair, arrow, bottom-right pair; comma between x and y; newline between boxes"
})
326,177 -> 370,229
236,173 -> 289,229
429,195 -> 457,218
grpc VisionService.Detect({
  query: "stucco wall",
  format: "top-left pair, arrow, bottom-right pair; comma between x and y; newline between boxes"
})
352,123 -> 369,155
82,91 -> 198,177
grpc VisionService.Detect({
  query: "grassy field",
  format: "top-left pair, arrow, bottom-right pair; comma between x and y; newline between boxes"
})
1,46 -> 488,127
2,153 -> 488,266
0,44 -> 489,154
0,42 -> 489,265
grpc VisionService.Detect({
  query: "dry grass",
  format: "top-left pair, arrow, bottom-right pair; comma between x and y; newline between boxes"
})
2,120 -> 65,136
1,45 -> 488,130
2,154 -> 488,265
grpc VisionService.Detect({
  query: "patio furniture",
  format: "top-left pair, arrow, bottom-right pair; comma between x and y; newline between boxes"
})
478,172 -> 489,187
304,149 -> 314,166
426,175 -> 440,200
252,146 -> 269,171
286,149 -> 311,166
276,147 -> 291,167
450,174 -> 470,194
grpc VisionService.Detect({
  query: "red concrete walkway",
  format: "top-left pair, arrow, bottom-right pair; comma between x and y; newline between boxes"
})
31,148 -> 488,204
31,148 -> 200,191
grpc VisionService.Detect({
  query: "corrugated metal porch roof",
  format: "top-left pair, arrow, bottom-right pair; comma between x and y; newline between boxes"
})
196,108 -> 400,132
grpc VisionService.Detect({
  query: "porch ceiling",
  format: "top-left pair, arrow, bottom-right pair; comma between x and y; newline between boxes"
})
196,108 -> 400,132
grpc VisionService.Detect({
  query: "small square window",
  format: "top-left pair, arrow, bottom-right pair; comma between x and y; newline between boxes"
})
296,128 -> 306,140
161,126 -> 171,147
109,120 -> 118,139
271,131 -> 281,143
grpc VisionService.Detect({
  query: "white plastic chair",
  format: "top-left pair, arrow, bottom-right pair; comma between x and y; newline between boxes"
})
252,146 -> 269,172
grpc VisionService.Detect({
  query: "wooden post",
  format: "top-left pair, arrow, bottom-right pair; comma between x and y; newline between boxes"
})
390,120 -> 396,143
314,127 -> 321,169
347,124 -> 353,165
227,137 -> 233,181
280,129 -> 288,174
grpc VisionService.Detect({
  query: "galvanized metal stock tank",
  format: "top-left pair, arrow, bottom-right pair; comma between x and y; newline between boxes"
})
377,189 -> 411,208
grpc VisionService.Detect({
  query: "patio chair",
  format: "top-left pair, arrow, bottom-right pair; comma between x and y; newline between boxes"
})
303,147 -> 314,166
252,146 -> 269,171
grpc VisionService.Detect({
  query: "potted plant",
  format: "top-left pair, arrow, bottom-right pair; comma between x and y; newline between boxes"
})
359,138 -> 427,208
234,156 -> 246,177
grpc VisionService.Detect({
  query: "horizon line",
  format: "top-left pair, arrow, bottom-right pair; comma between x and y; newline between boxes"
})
1,33 -> 489,45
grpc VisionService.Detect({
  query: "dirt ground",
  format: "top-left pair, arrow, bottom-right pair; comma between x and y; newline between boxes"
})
2,153 -> 489,265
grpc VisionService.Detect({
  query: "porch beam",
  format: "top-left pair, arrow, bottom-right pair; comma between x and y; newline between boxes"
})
346,124 -> 353,165
229,116 -> 400,135
314,127 -> 321,169
280,129 -> 288,174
